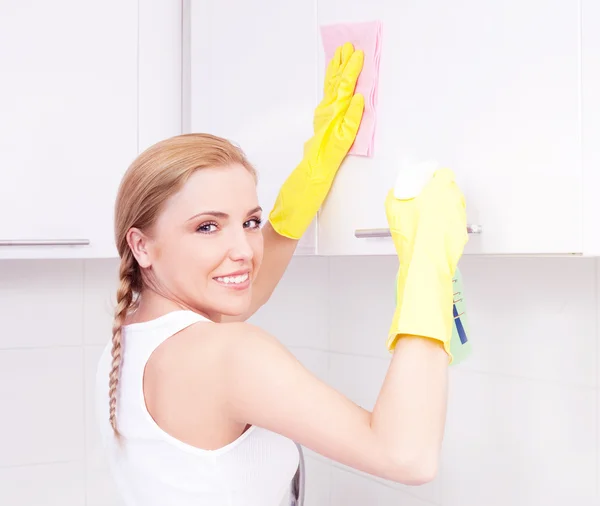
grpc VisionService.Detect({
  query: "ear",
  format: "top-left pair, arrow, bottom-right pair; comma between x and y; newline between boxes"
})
126,227 -> 153,268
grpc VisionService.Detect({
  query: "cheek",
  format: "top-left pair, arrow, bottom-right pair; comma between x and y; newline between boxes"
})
155,235 -> 205,276
186,236 -> 227,275
251,232 -> 264,265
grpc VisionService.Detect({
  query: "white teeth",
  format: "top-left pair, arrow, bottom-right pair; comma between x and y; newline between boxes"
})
215,273 -> 249,284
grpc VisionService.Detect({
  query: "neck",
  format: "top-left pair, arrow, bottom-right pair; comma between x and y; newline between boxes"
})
127,288 -> 217,325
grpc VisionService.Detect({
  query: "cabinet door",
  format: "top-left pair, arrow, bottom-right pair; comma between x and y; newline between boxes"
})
0,1 -> 182,259
317,0 -> 582,256
186,0 -> 318,254
582,0 -> 600,256
0,0 -> 138,259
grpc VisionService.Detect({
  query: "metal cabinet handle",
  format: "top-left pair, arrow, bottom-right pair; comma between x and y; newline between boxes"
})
0,239 -> 90,246
355,225 -> 482,239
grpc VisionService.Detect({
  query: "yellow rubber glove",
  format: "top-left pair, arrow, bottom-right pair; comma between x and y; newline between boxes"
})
268,42 -> 365,240
385,168 -> 469,362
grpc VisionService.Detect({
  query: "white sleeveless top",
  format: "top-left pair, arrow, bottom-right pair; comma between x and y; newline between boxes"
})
94,310 -> 300,506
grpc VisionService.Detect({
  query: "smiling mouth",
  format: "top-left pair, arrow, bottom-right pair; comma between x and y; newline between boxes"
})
213,272 -> 250,285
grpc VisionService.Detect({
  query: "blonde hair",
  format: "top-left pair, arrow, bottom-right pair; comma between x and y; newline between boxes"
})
109,133 -> 257,437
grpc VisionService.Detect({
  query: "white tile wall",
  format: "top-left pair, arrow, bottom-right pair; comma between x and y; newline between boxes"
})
0,347 -> 85,467
0,259 -> 84,348
83,259 -> 119,346
0,462 -> 86,506
332,466 -> 440,506
249,256 -> 330,350
459,257 -> 597,387
84,345 -> 109,471
441,369 -> 597,506
303,455 -> 332,505
85,468 -> 125,506
0,255 -> 598,505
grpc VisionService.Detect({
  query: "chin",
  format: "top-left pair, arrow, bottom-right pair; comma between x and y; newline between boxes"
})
213,296 -> 253,318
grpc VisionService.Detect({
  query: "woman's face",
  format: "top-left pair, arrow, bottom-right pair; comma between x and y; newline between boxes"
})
131,163 -> 264,320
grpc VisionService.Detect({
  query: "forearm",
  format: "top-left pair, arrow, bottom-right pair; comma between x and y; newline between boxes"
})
364,170 -> 466,482
370,335 -> 449,481
251,221 -> 299,308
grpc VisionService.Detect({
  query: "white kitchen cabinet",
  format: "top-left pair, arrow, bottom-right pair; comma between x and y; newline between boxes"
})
184,0 -> 318,255
582,0 -> 600,257
0,1 -> 182,259
317,0 -> 588,256
5,0 -> 596,259
186,0 -> 598,257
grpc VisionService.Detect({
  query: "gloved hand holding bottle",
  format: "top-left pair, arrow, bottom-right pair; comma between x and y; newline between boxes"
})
268,42 -> 365,240
385,167 -> 469,362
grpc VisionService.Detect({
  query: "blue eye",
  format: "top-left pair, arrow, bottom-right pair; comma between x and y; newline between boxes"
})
197,222 -> 218,234
245,217 -> 262,229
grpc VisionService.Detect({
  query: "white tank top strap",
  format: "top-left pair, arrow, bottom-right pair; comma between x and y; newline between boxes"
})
122,310 -> 210,357
123,309 -> 210,336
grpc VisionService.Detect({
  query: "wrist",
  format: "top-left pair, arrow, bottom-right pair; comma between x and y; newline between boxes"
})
268,160 -> 333,240
388,261 -> 455,352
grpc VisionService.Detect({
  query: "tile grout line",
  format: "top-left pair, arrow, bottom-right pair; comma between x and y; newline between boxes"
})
595,256 -> 599,501
324,255 -> 334,506
0,458 -> 82,470
82,260 -> 89,505
316,344 -> 590,380
321,348 -> 598,391
0,344 -> 95,351
314,454 -> 439,505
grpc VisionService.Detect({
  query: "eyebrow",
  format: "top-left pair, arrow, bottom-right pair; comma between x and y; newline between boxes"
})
187,206 -> 263,222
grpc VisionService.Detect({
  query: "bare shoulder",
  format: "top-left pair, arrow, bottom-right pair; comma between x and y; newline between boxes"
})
148,319 -> 286,376
211,321 -> 287,353
142,319 -> 286,449
210,321 -> 297,368
151,318 -> 304,403
179,319 -> 273,342
197,319 -> 285,352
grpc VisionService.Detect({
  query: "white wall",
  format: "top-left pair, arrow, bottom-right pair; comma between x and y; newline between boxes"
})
0,255 -> 598,505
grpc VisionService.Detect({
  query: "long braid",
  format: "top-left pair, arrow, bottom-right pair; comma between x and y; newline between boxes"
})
108,251 -> 138,437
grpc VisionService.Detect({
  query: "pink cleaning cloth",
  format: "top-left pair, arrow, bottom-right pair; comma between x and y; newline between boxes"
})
320,20 -> 383,157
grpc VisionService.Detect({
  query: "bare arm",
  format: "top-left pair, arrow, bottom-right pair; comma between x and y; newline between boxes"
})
220,322 -> 448,484
222,221 -> 298,322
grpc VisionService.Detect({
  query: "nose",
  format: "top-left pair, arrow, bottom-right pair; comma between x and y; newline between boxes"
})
228,226 -> 254,263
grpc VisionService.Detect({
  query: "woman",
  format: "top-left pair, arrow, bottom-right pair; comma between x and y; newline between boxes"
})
95,42 -> 468,506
